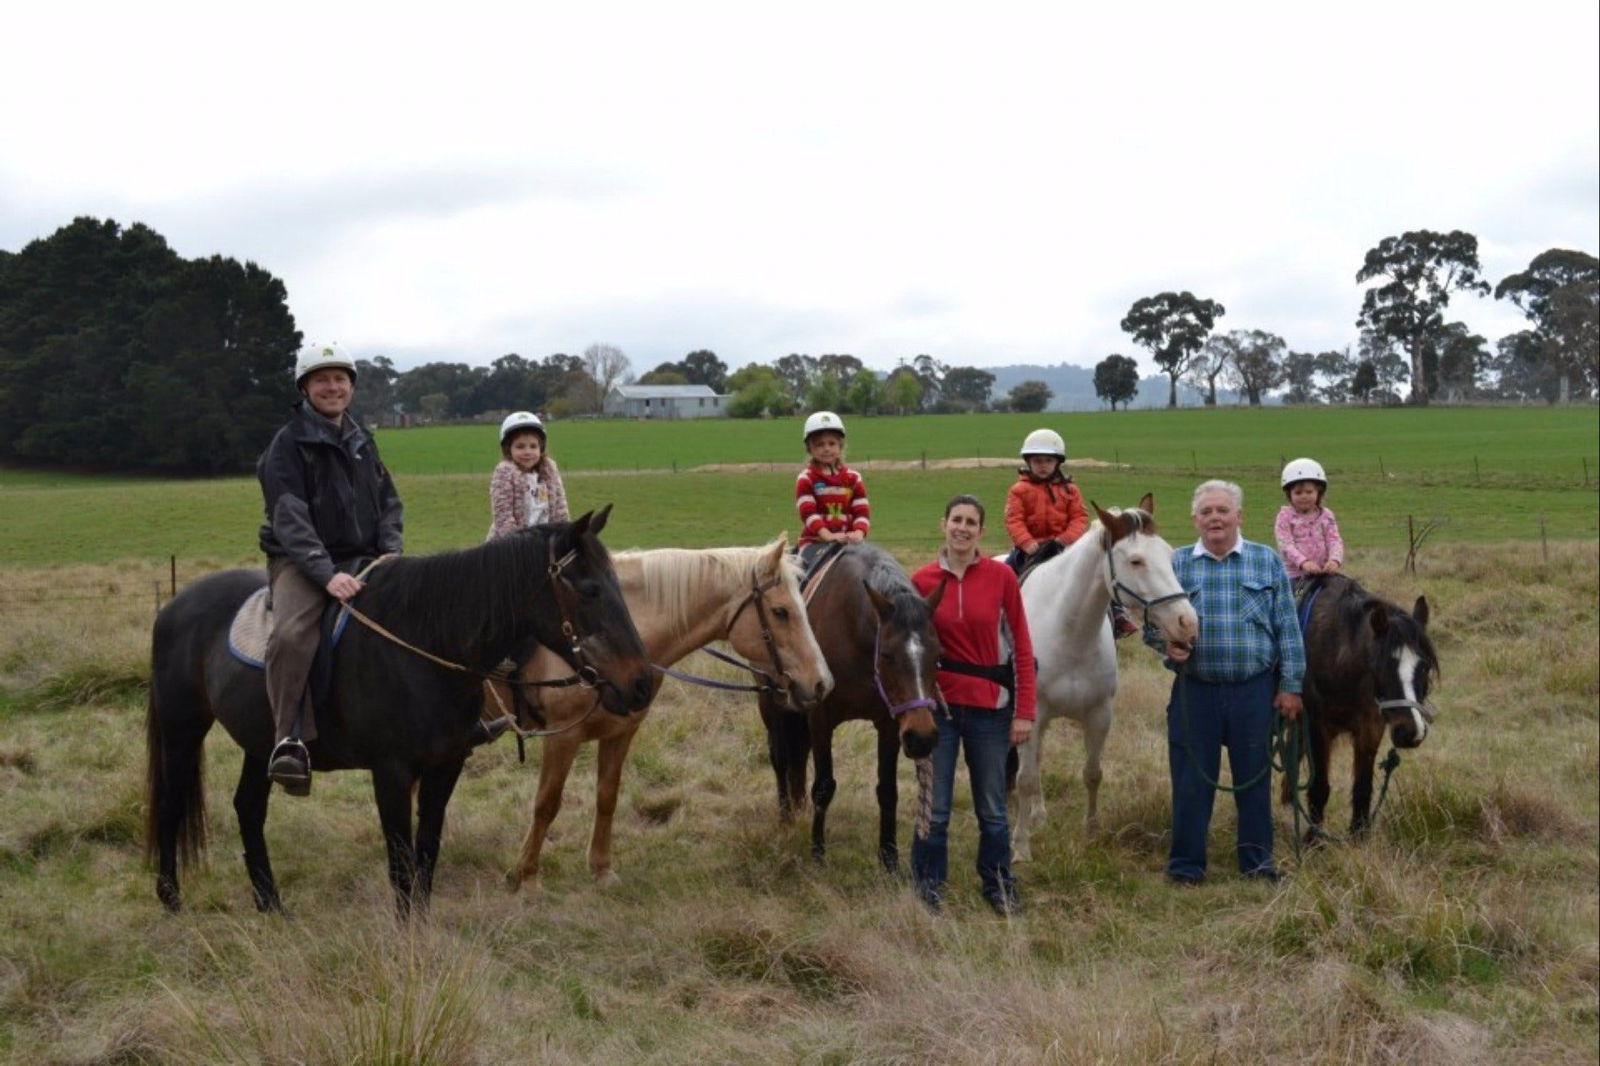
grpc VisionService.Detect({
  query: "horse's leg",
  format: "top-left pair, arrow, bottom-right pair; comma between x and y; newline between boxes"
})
412,758 -> 465,913
1081,701 -> 1112,836
589,728 -> 640,888
1305,718 -> 1333,844
507,732 -> 583,893
1348,720 -> 1381,839
233,750 -> 282,913
370,761 -> 419,916
1011,719 -> 1044,863
874,721 -> 900,873
809,722 -> 838,862
762,694 -> 809,822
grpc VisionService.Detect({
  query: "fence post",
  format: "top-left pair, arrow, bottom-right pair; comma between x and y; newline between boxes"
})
1540,512 -> 1549,563
170,554 -> 177,598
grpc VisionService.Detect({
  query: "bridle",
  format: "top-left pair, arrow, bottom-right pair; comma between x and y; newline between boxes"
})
341,543 -> 605,691
1104,532 -> 1189,627
873,623 -> 939,719
654,567 -> 795,697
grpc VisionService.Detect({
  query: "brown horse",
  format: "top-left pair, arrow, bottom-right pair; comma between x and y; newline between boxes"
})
760,542 -> 944,871
504,537 -> 833,893
1288,573 -> 1439,839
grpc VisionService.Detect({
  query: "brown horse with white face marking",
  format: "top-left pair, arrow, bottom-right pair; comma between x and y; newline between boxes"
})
1288,573 -> 1439,839
504,538 -> 832,893
759,542 -> 944,871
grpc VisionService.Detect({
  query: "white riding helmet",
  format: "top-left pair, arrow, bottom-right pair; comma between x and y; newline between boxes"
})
294,342 -> 357,387
802,410 -> 846,442
500,411 -> 546,444
1281,457 -> 1328,488
1019,428 -> 1067,459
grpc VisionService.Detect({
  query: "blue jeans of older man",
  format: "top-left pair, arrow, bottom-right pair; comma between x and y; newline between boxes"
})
911,703 -> 1016,909
1166,671 -> 1278,881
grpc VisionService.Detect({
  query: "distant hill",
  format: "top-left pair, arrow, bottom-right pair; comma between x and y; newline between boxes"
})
986,363 -> 1269,411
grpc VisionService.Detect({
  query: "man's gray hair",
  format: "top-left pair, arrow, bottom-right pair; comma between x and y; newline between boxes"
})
1191,479 -> 1243,514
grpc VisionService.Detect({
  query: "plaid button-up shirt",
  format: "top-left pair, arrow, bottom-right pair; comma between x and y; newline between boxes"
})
1145,536 -> 1305,694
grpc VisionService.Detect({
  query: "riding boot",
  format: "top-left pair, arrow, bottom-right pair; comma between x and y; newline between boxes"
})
268,738 -> 312,796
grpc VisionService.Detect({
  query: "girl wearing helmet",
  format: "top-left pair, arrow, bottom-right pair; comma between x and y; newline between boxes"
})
1003,428 -> 1089,572
487,412 -> 569,540
795,411 -> 871,557
1274,457 -> 1344,579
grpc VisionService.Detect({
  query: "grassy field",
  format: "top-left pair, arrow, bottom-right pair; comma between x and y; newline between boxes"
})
0,540 -> 1595,1064
0,407 -> 1596,1063
2,408 -> 1597,571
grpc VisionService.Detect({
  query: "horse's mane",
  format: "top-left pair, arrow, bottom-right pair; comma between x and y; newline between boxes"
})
1093,505 -> 1157,548
619,540 -> 795,639
850,542 -> 933,623
1328,576 -> 1440,679
356,527 -> 555,658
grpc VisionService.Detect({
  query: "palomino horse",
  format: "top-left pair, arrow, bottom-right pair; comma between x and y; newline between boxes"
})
145,509 -> 652,914
1010,495 -> 1198,861
1288,573 -> 1438,839
760,543 -> 944,870
503,537 -> 833,892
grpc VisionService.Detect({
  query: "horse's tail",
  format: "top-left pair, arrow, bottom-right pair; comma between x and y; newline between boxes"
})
143,641 -> 207,872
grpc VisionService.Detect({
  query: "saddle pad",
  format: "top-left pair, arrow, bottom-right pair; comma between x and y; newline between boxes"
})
227,587 -> 351,669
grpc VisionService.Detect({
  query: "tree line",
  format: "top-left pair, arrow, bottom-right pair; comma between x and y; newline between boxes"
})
1,218 -> 1593,474
1094,233 -> 1598,410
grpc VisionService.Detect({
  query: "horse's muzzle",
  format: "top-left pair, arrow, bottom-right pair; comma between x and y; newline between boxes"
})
901,727 -> 937,760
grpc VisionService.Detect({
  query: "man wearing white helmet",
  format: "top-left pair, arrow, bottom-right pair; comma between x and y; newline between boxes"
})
257,343 -> 404,795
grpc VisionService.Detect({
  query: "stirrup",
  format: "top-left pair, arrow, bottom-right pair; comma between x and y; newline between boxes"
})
471,715 -> 513,748
268,739 -> 312,796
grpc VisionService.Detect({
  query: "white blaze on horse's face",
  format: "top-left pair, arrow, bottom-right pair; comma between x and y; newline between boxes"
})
1395,645 -> 1428,741
902,631 -> 935,706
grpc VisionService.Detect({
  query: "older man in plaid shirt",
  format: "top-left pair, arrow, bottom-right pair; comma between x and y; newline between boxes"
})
1145,479 -> 1305,885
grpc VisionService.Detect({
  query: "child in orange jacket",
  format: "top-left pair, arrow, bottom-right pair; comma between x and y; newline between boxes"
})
1003,428 -> 1137,636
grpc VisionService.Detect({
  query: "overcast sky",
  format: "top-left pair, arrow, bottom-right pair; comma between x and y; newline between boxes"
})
3,0 -> 1596,377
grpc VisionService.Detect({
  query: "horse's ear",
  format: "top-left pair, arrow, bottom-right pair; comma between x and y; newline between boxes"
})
1413,596 -> 1429,630
588,504 -> 614,537
1139,492 -> 1155,516
762,536 -> 786,572
864,579 -> 893,619
1093,500 -> 1127,543
1366,601 -> 1390,638
924,573 -> 949,611
569,509 -> 595,540
774,530 -> 790,553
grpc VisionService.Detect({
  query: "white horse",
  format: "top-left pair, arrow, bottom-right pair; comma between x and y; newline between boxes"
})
1010,494 -> 1198,862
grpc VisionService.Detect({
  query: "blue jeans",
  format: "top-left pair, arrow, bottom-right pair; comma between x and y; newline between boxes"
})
912,704 -> 1016,906
1165,672 -> 1277,880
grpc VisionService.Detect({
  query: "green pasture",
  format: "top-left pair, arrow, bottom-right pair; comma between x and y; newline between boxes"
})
342,405 -> 1592,484
1,407 -> 1595,569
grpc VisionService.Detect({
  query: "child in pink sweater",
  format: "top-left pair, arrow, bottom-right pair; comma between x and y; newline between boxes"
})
1274,457 -> 1345,579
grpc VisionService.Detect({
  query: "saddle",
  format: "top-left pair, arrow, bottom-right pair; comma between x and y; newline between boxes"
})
227,564 -> 368,729
795,542 -> 846,604
1011,538 -> 1066,585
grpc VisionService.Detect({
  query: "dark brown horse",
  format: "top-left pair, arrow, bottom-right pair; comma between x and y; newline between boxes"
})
760,543 -> 943,871
1288,573 -> 1439,839
145,509 -> 652,915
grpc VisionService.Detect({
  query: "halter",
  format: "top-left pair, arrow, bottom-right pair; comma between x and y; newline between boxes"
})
873,624 -> 939,718
654,567 -> 793,697
1376,696 -> 1437,724
1105,535 -> 1188,626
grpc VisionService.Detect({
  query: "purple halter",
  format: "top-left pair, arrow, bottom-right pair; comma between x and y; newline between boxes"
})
873,624 -> 939,718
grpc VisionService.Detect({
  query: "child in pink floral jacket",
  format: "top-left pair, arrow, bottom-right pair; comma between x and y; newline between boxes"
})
1274,457 -> 1344,579
487,412 -> 568,540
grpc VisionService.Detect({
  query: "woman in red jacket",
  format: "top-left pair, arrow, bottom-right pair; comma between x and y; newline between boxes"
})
911,494 -> 1036,915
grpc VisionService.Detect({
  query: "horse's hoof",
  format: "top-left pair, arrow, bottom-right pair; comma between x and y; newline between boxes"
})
1012,845 -> 1033,864
503,869 -> 526,892
595,871 -> 621,890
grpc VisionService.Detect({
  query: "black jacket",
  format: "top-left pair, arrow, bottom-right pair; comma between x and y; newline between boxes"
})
257,401 -> 404,586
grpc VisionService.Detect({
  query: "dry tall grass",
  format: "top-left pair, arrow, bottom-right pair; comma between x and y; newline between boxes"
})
0,543 -> 1595,1064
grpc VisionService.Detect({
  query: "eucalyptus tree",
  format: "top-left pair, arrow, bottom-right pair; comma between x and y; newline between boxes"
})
1355,229 -> 1490,405
1093,354 -> 1140,410
1119,291 -> 1226,408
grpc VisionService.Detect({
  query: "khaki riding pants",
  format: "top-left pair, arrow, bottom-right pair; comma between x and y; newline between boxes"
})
265,557 -> 328,744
